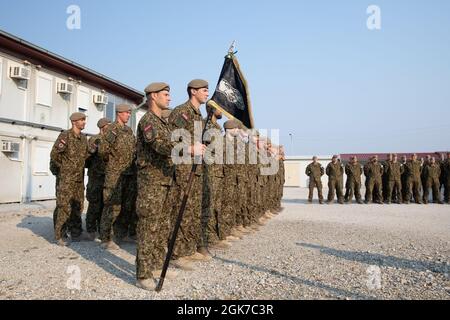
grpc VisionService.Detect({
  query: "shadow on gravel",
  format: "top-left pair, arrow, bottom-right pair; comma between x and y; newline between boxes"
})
297,243 -> 450,274
213,256 -> 377,300
17,216 -> 136,285
281,199 -> 314,205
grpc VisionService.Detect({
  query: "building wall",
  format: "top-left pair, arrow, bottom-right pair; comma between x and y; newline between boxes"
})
0,51 -> 137,203
284,156 -> 333,188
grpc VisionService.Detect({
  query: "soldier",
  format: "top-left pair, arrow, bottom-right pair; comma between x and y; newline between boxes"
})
400,155 -> 409,202
50,112 -> 89,246
382,154 -> 393,202
168,79 -> 209,261
85,117 -> 111,240
98,104 -> 137,250
404,153 -> 423,204
385,154 -> 404,204
344,156 -> 363,204
444,152 -> 450,204
326,155 -> 344,204
422,157 -> 444,204
305,156 -> 324,204
364,155 -> 384,204
421,155 -> 432,203
135,82 -> 179,291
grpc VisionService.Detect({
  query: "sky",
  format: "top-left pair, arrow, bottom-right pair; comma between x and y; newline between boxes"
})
1,0 -> 449,155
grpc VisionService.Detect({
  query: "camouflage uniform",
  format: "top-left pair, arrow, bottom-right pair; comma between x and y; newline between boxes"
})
404,160 -> 423,203
85,134 -> 106,233
423,163 -> 442,204
400,160 -> 409,202
386,162 -> 404,203
169,101 -> 204,257
50,130 -> 88,240
305,162 -> 324,202
235,136 -> 250,227
222,135 -> 239,237
364,161 -> 383,203
99,121 -> 136,242
344,162 -> 363,202
326,162 -> 344,203
444,158 -> 450,203
135,110 -> 176,280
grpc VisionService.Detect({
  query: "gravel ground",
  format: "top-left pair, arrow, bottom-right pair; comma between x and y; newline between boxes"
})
0,188 -> 449,300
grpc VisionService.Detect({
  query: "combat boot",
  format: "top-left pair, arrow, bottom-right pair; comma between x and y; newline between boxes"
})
136,278 -> 156,291
226,235 -> 240,241
152,269 -> 178,280
56,238 -> 69,247
87,232 -> 96,241
196,247 -> 213,260
210,240 -> 231,249
171,258 -> 195,271
101,240 -> 120,251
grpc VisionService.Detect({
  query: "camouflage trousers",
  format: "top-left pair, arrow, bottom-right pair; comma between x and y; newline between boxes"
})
86,175 -> 105,233
406,177 -> 422,203
135,170 -> 174,280
201,174 -> 223,245
365,178 -> 383,202
445,177 -> 450,203
100,172 -> 136,242
171,171 -> 203,259
236,180 -> 250,227
220,175 -> 238,239
386,179 -> 402,203
54,178 -> 84,240
423,178 -> 441,203
308,178 -> 323,201
345,179 -> 362,202
328,178 -> 344,202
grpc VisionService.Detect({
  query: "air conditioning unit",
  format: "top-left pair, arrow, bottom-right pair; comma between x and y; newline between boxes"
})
2,141 -> 20,153
93,94 -> 108,105
10,66 -> 31,80
57,82 -> 74,94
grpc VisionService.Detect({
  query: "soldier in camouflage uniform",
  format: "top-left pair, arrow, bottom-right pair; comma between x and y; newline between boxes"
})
326,155 -> 344,204
382,154 -> 393,202
421,155 -> 432,203
85,118 -> 111,240
385,154 -> 404,204
400,155 -> 409,202
135,83 -> 178,291
305,156 -> 325,204
444,153 -> 450,204
168,79 -> 209,261
50,112 -> 89,246
422,157 -> 444,204
404,154 -> 423,204
364,155 -> 384,204
344,156 -> 363,204
98,104 -> 137,250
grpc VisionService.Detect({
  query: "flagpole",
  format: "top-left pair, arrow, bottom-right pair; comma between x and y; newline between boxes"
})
156,108 -> 214,292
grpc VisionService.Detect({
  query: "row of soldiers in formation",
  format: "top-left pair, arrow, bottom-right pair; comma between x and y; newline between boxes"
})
50,79 -> 285,291
306,153 -> 450,204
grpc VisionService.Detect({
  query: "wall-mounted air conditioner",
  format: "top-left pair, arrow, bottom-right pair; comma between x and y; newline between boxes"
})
57,82 -> 74,94
10,66 -> 31,80
93,94 -> 108,105
2,141 -> 20,153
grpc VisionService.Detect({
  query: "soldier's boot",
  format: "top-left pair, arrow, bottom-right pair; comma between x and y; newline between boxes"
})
197,247 -> 213,260
338,198 -> 344,205
307,199 -> 313,204
101,240 -> 120,251
152,269 -> 178,280
87,232 -> 96,241
319,199 -> 324,204
136,278 -> 157,291
230,229 -> 244,239
71,233 -> 91,242
171,258 -> 195,271
236,225 -> 252,234
56,238 -> 69,247
356,198 -> 364,204
226,235 -> 241,241
250,224 -> 261,231
117,235 -> 137,244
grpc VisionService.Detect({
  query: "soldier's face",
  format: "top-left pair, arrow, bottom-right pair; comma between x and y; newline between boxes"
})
73,118 -> 86,130
153,91 -> 171,109
192,88 -> 209,104
412,155 -> 417,161
313,157 -> 317,163
117,111 -> 131,124
393,156 -> 397,162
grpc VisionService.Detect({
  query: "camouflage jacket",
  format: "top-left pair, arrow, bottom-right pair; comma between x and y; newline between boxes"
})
345,163 -> 362,182
404,160 -> 422,179
326,162 -> 344,180
364,162 -> 383,180
203,119 -> 224,178
385,162 -> 404,181
169,100 -> 204,177
86,134 -> 106,177
99,121 -> 136,175
423,164 -> 441,181
50,129 -> 88,182
306,162 -> 324,179
136,109 -> 175,186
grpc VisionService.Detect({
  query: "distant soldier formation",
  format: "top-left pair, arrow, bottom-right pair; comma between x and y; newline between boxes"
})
49,80 -> 285,291
306,153 -> 450,205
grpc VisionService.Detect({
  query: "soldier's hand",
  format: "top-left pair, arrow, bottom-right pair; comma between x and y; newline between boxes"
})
189,142 -> 207,157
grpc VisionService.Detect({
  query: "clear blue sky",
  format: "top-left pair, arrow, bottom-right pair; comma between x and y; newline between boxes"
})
1,0 -> 449,155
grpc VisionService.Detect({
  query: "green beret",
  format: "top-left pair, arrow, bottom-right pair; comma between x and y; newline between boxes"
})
223,120 -> 240,130
187,79 -> 208,89
70,112 -> 86,121
116,104 -> 131,113
145,82 -> 170,94
97,117 -> 111,129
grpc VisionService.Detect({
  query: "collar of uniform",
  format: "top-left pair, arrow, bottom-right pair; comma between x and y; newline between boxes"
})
187,100 -> 202,116
69,128 -> 82,139
149,109 -> 166,124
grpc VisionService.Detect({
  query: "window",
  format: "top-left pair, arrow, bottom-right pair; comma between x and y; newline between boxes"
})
33,145 -> 50,174
0,60 -> 3,95
105,100 -> 115,122
36,72 -> 53,107
78,107 -> 88,115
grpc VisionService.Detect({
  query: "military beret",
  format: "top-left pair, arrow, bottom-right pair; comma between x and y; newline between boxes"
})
116,104 -> 131,113
161,109 -> 172,119
332,155 -> 338,159
187,79 -> 209,89
145,82 -> 170,94
97,117 -> 111,129
70,112 -> 86,121
223,120 -> 240,129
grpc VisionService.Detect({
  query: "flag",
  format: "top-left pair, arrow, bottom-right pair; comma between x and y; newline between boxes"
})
207,52 -> 255,129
